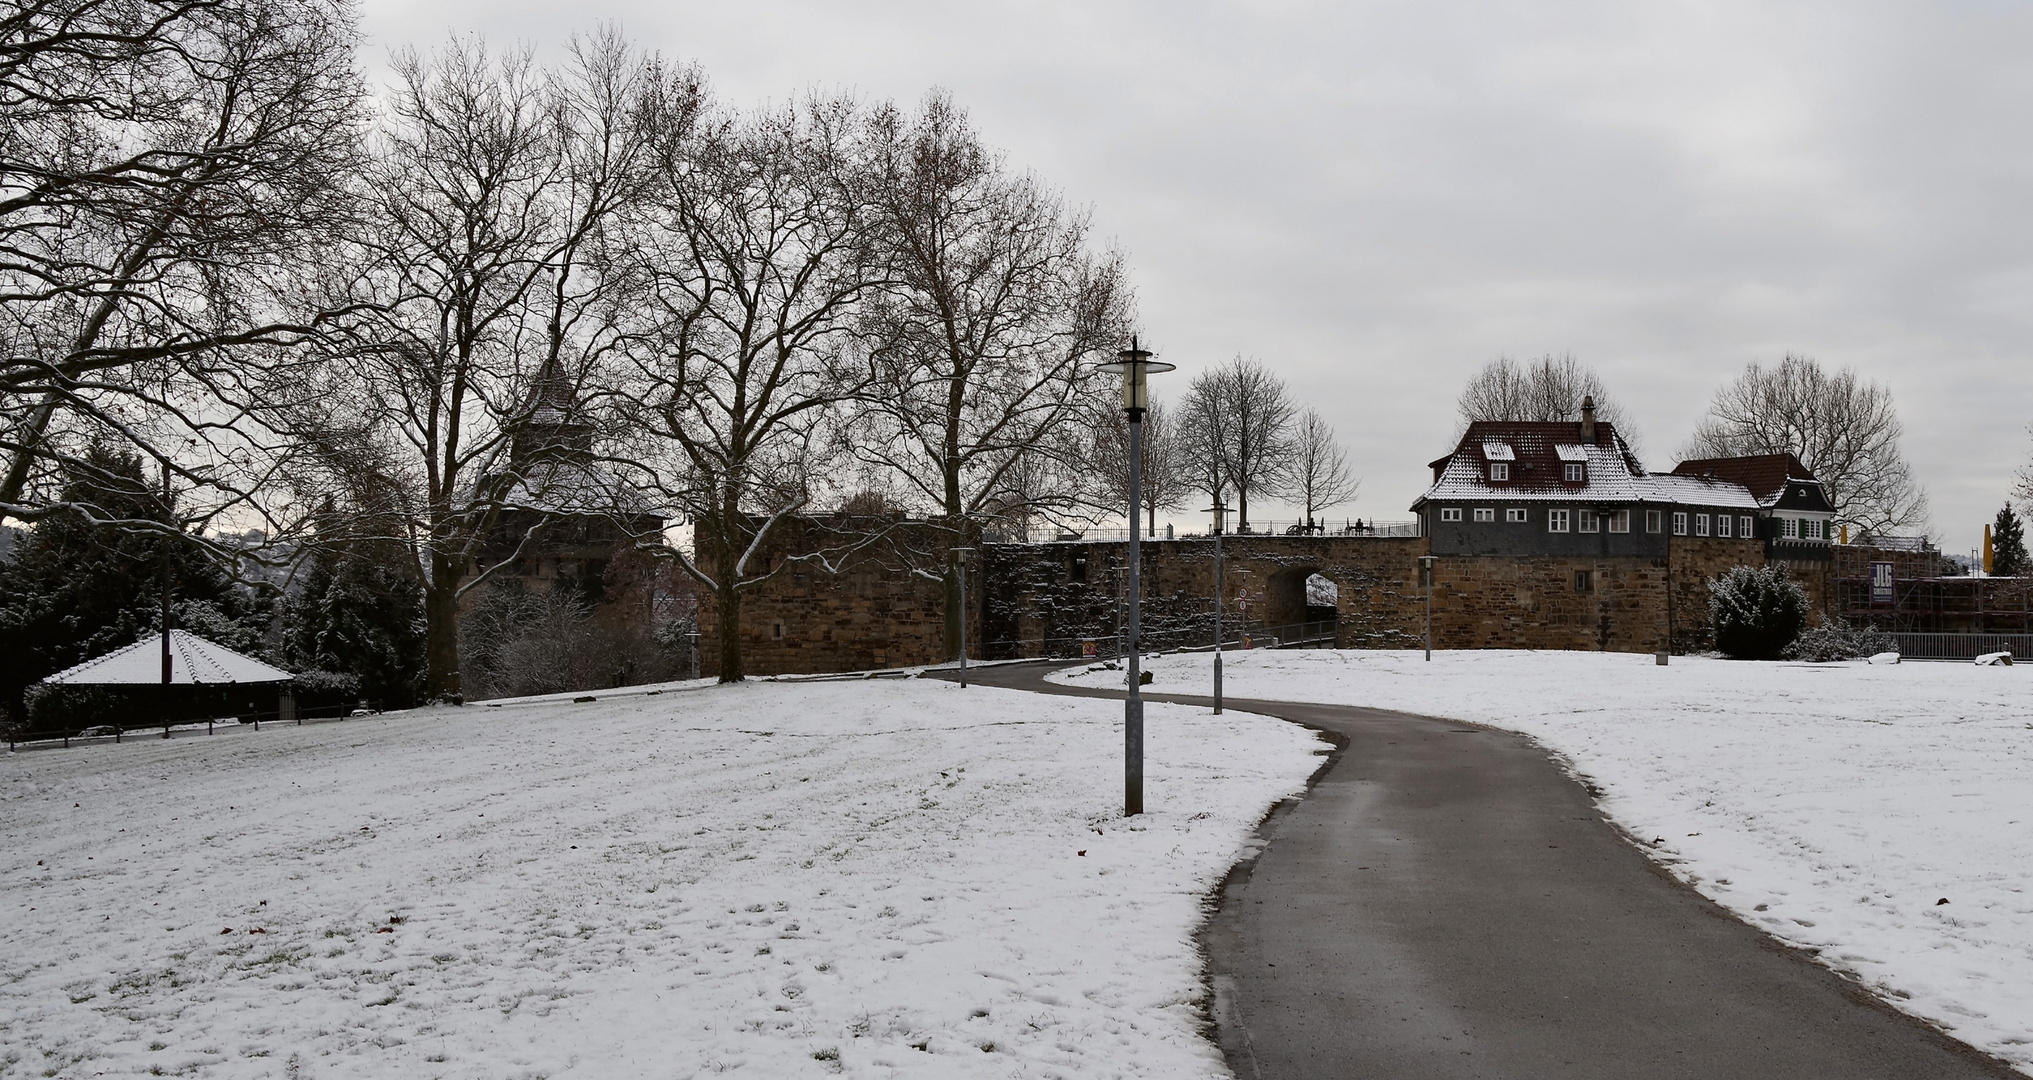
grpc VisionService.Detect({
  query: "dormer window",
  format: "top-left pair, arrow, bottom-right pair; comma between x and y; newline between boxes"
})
1488,463 -> 1509,481
1564,463 -> 1585,483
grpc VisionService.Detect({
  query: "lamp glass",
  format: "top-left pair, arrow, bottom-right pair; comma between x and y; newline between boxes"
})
1097,353 -> 1176,413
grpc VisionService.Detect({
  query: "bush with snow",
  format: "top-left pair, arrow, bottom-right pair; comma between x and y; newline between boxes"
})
1708,564 -> 1808,660
1784,616 -> 1897,663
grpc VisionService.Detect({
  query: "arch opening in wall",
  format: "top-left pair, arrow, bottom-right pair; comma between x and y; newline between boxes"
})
1261,566 -> 1322,632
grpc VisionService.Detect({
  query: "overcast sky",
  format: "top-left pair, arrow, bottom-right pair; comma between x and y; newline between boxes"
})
363,0 -> 2033,555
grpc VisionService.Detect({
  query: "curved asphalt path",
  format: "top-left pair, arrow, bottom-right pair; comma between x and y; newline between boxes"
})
942,661 -> 2017,1080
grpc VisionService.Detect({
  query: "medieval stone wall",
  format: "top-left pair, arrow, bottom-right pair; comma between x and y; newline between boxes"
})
700,515 -> 1939,676
695,517 -> 973,676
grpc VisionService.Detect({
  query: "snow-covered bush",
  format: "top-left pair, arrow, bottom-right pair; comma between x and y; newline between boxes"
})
1784,616 -> 1897,662
1708,564 -> 1809,660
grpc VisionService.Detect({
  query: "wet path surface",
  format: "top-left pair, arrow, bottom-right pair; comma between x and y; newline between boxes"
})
945,662 -> 2016,1080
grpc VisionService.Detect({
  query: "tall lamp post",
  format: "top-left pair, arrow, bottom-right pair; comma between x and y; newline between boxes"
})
1205,498 -> 1230,714
1099,336 -> 1173,817
952,547 -> 975,687
1419,554 -> 1437,661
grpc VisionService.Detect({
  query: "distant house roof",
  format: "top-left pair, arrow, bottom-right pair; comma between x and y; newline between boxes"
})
40,630 -> 293,685
1416,420 -> 1785,510
1418,420 -> 1654,504
1670,454 -> 1817,508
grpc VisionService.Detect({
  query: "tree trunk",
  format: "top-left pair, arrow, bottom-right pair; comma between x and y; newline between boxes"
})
715,577 -> 745,683
423,552 -> 463,703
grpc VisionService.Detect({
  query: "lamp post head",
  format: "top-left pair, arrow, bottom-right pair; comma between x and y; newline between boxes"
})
1097,335 -> 1175,417
1202,499 -> 1231,535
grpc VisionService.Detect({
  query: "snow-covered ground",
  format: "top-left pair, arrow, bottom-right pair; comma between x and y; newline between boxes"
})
1056,649 -> 2033,1072
0,678 -> 1322,1079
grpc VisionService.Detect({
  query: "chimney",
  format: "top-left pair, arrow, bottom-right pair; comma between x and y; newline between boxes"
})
1580,395 -> 1597,442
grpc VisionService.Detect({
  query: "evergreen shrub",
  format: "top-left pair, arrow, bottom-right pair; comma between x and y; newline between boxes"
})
1784,616 -> 1897,662
1708,564 -> 1809,660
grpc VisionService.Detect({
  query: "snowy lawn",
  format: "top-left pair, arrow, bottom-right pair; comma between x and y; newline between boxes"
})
1055,649 -> 2033,1072
0,678 -> 1322,1079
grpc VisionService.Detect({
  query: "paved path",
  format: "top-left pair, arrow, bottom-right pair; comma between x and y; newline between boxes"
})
946,661 -> 2017,1080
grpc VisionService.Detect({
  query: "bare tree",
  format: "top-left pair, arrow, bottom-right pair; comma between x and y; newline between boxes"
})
1180,356 -> 1295,532
1290,408 -> 1359,527
1683,354 -> 1927,536
1094,397 -> 1188,536
849,93 -> 1131,656
616,91 -> 880,683
322,34 -> 663,701
1456,353 -> 1637,450
0,0 -> 365,536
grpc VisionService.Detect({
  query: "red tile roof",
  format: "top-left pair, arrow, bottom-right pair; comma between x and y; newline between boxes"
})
1670,454 -> 1814,503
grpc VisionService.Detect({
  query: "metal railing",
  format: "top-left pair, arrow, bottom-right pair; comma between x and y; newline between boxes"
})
1013,520 -> 1420,544
6,700 -> 388,753
1887,633 -> 2029,662
975,618 -> 1338,661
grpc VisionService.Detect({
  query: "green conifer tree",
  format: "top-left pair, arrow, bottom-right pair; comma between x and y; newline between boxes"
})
1994,504 -> 2029,577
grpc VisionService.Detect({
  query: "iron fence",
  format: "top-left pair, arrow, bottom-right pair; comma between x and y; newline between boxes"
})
1886,633 -> 2030,662
6,700 -> 387,753
1013,520 -> 1420,544
972,618 -> 1337,662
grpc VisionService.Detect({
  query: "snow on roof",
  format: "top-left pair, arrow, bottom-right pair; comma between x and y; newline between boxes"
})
1634,474 -> 1765,510
499,460 -> 662,518
1481,441 -> 1516,461
41,630 -> 294,685
1671,454 -> 1815,504
1417,426 -> 1764,508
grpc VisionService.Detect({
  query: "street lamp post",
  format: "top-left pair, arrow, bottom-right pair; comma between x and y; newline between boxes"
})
1204,498 -> 1230,714
952,547 -> 975,688
1419,554 -> 1438,661
1099,336 -> 1173,817
685,629 -> 700,681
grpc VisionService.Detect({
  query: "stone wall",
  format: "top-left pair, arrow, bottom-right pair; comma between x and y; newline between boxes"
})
695,516 -> 972,677
701,516 -> 1938,676
982,535 -> 1772,657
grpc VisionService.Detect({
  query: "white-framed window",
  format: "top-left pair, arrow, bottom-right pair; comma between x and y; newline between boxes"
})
1716,514 -> 1732,538
1695,513 -> 1711,537
1578,508 -> 1599,533
1671,512 -> 1687,535
1489,462 -> 1509,481
1646,510 -> 1663,533
1802,518 -> 1820,540
1548,508 -> 1570,532
1741,515 -> 1756,538
1564,463 -> 1585,483
1781,517 -> 1798,538
1609,509 -> 1631,534
1473,507 -> 1495,522
1506,508 -> 1527,523
1440,507 -> 1463,522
